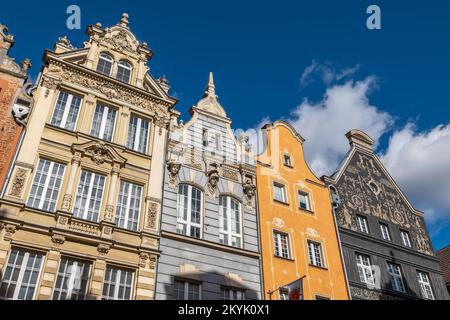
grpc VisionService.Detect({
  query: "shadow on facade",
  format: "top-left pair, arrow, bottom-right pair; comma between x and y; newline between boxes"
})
163,271 -> 259,300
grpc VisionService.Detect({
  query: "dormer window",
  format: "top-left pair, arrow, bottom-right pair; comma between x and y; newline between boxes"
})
97,53 -> 113,76
117,60 -> 132,83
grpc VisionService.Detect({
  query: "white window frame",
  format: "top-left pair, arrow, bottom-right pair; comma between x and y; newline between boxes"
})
0,248 -> 44,300
357,215 -> 369,234
220,287 -> 245,300
73,170 -> 106,222
279,287 -> 289,300
97,53 -> 114,76
115,181 -> 143,231
379,223 -> 391,241
273,230 -> 291,259
387,262 -> 406,293
283,154 -> 292,167
27,159 -> 66,212
174,279 -> 201,300
50,91 -> 83,131
102,266 -> 135,300
417,271 -> 434,300
273,182 -> 287,203
298,191 -> 312,211
52,257 -> 91,300
90,104 -> 117,142
116,60 -> 132,83
176,184 -> 203,238
356,254 -> 375,286
401,230 -> 412,247
308,240 -> 325,268
219,196 -> 243,248
126,115 -> 150,154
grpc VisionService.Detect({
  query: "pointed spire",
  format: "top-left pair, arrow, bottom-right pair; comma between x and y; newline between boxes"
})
204,71 -> 217,99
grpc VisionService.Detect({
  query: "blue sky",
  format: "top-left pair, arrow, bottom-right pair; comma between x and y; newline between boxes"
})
1,1 -> 450,250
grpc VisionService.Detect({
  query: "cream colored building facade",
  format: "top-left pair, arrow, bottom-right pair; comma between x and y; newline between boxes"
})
0,14 -> 177,300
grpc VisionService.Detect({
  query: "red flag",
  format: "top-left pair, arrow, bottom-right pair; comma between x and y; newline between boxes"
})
285,277 -> 304,300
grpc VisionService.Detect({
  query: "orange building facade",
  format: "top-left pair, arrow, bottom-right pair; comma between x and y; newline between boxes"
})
256,120 -> 349,300
0,24 -> 32,192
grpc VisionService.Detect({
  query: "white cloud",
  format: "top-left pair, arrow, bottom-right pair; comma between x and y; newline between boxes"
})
291,76 -> 393,176
244,62 -> 450,231
380,123 -> 450,225
300,60 -> 361,87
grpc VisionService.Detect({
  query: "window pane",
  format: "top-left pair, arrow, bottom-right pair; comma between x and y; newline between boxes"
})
27,159 -> 65,212
53,258 -> 91,300
73,170 -> 106,222
126,115 -> 149,153
0,249 -> 44,300
102,266 -> 134,300
115,181 -> 142,231
116,61 -> 132,83
90,104 -> 116,141
96,54 -> 113,76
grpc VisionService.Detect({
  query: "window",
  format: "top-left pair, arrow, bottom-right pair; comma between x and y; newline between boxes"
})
379,223 -> 391,241
27,159 -> 65,212
73,170 -> 106,222
0,248 -> 44,300
174,279 -> 200,300
219,196 -> 242,248
52,258 -> 91,300
51,91 -> 82,131
308,241 -> 324,268
116,60 -> 132,83
417,271 -> 434,300
387,262 -> 406,293
356,254 -> 375,285
176,184 -> 202,238
202,129 -> 209,147
96,53 -> 113,76
115,181 -> 143,231
215,133 -> 222,151
315,295 -> 331,300
401,230 -> 412,248
283,154 -> 292,167
356,215 -> 369,234
298,191 -> 311,211
273,182 -> 287,203
102,266 -> 134,300
126,115 -> 150,153
90,104 -> 117,142
220,287 -> 245,300
273,231 -> 291,259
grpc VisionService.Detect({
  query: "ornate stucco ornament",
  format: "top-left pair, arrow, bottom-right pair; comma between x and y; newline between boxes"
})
167,160 -> 181,189
242,177 -> 256,208
206,163 -> 220,199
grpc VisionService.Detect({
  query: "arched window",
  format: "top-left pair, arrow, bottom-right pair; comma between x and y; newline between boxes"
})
177,184 -> 202,238
116,60 -> 132,83
219,196 -> 242,248
96,53 -> 113,76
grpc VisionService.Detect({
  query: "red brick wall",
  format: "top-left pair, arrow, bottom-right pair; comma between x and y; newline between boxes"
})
437,246 -> 450,287
0,74 -> 23,190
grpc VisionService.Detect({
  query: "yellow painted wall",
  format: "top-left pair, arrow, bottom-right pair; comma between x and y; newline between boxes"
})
257,121 -> 349,300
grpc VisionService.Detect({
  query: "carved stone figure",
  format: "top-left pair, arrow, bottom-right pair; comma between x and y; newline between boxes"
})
167,160 -> 181,189
243,177 -> 256,207
206,163 -> 220,198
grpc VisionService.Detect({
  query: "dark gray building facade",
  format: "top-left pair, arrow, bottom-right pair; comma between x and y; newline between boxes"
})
155,73 -> 263,300
323,129 -> 449,300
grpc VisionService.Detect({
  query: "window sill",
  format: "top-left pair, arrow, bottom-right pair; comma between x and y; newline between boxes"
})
309,263 -> 328,271
274,255 -> 295,262
283,164 -> 294,169
273,199 -> 290,206
298,208 -> 314,214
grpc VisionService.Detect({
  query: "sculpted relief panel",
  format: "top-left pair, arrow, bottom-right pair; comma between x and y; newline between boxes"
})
335,151 -> 433,255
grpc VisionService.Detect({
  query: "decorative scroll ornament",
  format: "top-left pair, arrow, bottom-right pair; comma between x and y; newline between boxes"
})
206,163 -> 220,199
167,160 -> 181,189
